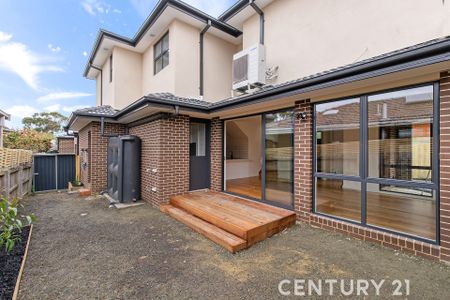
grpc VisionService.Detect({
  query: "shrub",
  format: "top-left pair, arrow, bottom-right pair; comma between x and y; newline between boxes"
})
0,197 -> 35,252
4,129 -> 53,153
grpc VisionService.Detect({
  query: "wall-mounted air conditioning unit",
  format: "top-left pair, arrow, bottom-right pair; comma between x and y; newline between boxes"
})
232,44 -> 266,91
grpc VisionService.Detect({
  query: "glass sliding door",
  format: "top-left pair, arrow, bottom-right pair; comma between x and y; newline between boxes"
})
224,116 -> 262,200
264,111 -> 294,208
223,109 -> 295,209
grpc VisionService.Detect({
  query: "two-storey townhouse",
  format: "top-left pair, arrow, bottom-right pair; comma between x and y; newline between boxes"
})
67,0 -> 450,261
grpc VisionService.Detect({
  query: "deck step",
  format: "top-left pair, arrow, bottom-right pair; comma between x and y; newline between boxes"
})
161,204 -> 247,253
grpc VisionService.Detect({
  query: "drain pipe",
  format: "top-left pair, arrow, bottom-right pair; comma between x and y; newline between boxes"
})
100,117 -> 120,137
199,20 -> 211,97
91,64 -> 103,106
250,0 -> 264,45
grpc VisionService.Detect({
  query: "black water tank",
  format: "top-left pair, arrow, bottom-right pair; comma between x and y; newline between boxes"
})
107,135 -> 141,203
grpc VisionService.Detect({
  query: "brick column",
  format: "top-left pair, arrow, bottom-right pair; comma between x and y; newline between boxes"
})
294,99 -> 313,222
210,118 -> 223,192
440,71 -> 450,263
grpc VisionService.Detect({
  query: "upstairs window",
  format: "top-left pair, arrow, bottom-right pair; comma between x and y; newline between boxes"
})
154,32 -> 169,74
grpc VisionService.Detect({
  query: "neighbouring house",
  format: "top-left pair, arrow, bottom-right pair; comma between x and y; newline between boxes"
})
57,135 -> 76,154
66,0 -> 450,260
0,109 -> 11,148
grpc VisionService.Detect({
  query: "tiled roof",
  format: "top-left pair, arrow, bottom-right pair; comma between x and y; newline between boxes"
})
74,105 -> 118,116
146,93 -> 211,107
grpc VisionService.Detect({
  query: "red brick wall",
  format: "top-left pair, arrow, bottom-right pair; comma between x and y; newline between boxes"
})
210,118 -> 223,192
128,115 -> 189,207
439,71 -> 450,263
57,138 -> 75,154
77,122 -> 125,193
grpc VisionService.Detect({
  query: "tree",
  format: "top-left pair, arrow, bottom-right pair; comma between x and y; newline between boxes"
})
22,112 -> 68,134
4,129 -> 53,153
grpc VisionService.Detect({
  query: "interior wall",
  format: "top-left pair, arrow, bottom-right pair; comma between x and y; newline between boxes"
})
225,116 -> 262,180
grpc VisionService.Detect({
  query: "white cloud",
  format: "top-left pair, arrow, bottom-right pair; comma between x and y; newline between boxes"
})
37,91 -> 93,103
113,8 -> 122,14
81,0 -> 111,16
62,105 -> 87,112
83,51 -> 88,57
0,31 -> 63,90
44,104 -> 61,112
0,32 -> 12,42
7,105 -> 38,128
48,44 -> 61,53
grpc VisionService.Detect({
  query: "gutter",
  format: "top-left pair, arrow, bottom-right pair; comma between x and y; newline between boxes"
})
90,64 -> 103,106
199,20 -> 211,97
249,0 -> 264,45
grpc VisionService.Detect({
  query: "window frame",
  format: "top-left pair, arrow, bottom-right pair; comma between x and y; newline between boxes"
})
312,82 -> 440,244
153,32 -> 169,75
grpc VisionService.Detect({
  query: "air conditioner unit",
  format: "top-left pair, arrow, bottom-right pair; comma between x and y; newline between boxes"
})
232,44 -> 266,91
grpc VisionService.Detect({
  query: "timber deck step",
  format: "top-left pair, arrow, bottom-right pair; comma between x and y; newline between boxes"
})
160,204 -> 247,253
160,191 -> 296,253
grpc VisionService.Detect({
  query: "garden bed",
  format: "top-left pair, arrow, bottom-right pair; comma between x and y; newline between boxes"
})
0,226 -> 32,300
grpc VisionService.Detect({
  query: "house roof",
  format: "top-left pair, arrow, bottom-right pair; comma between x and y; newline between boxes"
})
68,35 -> 450,130
0,109 -> 11,120
84,0 -> 242,79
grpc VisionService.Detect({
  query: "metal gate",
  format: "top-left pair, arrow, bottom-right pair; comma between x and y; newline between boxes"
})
33,154 -> 76,192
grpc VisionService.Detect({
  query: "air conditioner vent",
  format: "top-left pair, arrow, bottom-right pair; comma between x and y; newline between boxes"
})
232,44 -> 266,91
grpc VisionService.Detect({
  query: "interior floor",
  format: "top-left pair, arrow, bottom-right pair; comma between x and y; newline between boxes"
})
225,176 -> 293,208
316,185 -> 436,240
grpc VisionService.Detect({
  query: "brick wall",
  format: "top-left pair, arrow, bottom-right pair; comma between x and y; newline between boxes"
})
128,115 -> 189,207
293,83 -> 450,263
57,138 -> 75,154
77,121 -> 125,193
439,71 -> 450,263
210,118 -> 223,192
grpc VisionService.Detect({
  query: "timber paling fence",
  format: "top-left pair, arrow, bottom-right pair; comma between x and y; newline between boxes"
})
0,149 -> 33,199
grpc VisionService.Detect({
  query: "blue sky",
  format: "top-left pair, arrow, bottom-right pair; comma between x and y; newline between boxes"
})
0,0 -> 234,128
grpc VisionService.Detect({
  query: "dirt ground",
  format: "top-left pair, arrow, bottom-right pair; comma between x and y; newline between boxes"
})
18,192 -> 450,299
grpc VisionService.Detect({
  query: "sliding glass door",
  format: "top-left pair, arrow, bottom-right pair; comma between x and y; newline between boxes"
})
224,109 -> 294,209
264,111 -> 294,208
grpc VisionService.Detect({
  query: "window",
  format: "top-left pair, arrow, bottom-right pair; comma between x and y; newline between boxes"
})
154,32 -> 169,74
109,55 -> 113,82
190,123 -> 206,157
314,84 -> 438,241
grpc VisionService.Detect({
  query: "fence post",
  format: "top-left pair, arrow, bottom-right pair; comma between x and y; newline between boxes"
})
4,169 -> 10,199
18,165 -> 23,199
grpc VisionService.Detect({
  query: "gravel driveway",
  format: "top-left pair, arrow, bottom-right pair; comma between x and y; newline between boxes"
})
18,192 -> 450,299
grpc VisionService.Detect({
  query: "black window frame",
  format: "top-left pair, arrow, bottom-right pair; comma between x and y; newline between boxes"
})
312,82 -> 440,244
153,32 -> 170,75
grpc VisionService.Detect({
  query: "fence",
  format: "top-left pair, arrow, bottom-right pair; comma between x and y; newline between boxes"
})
33,154 -> 76,192
0,149 -> 33,199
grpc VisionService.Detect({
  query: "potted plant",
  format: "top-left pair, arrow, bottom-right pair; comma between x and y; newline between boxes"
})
68,180 -> 83,192
0,197 -> 35,299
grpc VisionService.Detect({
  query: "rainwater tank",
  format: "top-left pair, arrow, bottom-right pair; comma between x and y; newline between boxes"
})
107,135 -> 141,203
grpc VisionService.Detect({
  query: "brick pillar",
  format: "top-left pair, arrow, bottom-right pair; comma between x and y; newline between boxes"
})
210,117 -> 223,192
440,71 -> 450,263
294,99 -> 313,222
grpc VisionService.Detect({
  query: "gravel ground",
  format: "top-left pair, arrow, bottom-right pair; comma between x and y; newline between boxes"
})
17,192 -> 450,299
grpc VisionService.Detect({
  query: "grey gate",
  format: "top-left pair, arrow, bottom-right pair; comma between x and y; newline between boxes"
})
33,154 -> 76,192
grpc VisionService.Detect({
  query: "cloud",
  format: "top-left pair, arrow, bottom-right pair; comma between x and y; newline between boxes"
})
44,104 -> 61,112
83,51 -> 88,57
113,8 -> 122,14
62,105 -> 87,112
81,0 -> 111,16
7,105 -> 38,128
0,32 -> 12,42
0,31 -> 63,90
48,44 -> 61,53
37,91 -> 93,103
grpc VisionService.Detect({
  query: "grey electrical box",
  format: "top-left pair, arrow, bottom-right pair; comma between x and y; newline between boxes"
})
107,135 -> 141,203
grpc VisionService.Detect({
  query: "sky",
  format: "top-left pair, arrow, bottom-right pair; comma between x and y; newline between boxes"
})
0,0 -> 235,129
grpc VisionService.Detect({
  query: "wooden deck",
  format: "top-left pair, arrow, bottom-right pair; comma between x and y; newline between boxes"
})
160,191 -> 296,253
